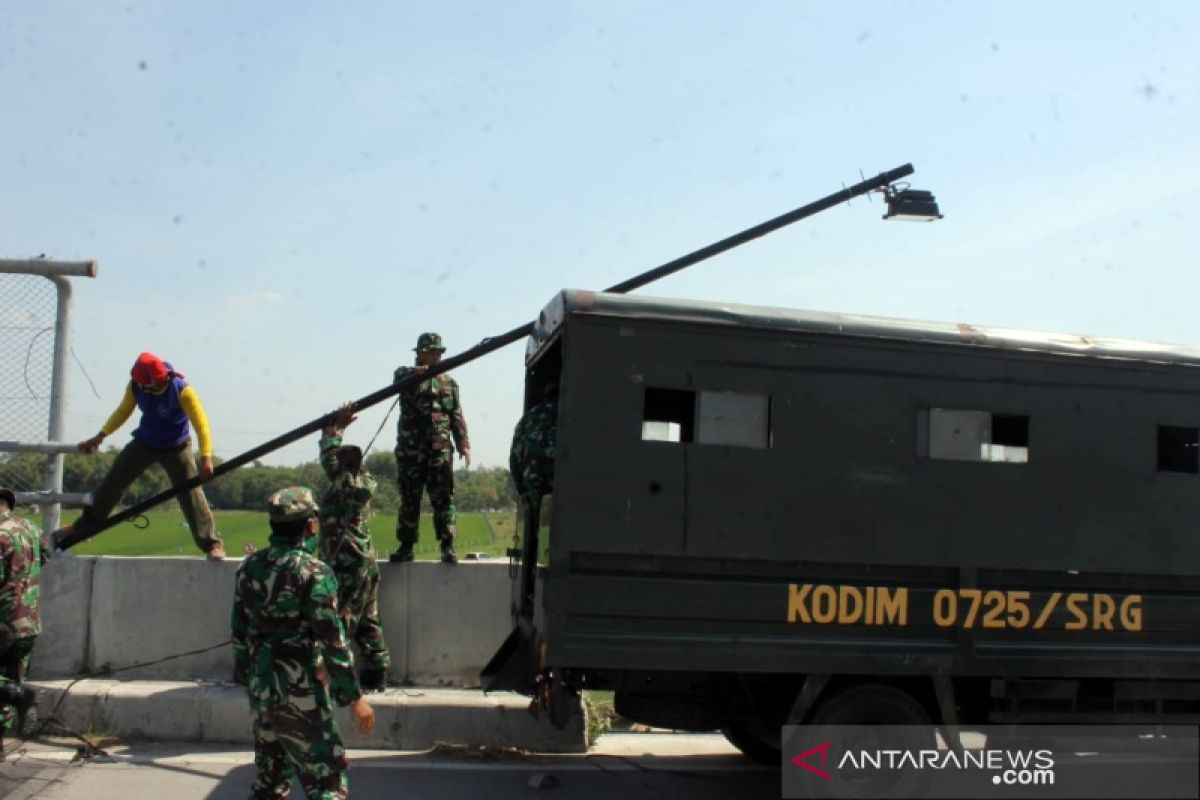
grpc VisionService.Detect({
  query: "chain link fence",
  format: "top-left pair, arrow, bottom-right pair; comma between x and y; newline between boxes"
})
0,274 -> 57,496
0,259 -> 96,531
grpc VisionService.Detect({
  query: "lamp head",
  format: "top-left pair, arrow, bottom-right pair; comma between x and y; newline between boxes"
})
882,187 -> 943,221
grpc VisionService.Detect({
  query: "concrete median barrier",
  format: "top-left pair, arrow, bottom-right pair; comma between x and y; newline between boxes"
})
30,555 -> 95,679
31,557 -> 538,686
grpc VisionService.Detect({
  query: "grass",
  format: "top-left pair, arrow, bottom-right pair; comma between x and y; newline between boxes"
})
65,509 -> 525,559
583,690 -> 618,745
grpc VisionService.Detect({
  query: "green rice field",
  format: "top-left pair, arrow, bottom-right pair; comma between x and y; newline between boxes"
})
65,510 -> 524,560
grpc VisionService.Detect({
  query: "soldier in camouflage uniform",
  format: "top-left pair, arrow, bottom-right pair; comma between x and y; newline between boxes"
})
318,404 -> 390,692
0,488 -> 41,761
509,382 -> 559,503
231,486 -> 375,799
390,332 -> 471,564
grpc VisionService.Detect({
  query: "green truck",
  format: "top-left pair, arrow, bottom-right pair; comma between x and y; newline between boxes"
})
484,289 -> 1200,762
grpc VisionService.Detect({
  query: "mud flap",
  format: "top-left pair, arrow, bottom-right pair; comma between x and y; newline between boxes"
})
481,618 -> 539,694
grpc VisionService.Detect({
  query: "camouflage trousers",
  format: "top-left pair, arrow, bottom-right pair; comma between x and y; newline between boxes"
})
518,471 -> 554,504
326,541 -> 390,673
251,704 -> 349,800
395,451 -> 456,545
0,635 -> 35,732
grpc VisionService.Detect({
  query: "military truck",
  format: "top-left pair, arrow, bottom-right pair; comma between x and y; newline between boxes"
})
484,288 -> 1200,762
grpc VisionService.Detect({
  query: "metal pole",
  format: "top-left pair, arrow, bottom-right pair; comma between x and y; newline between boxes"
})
43,276 -> 73,532
0,259 -> 98,278
55,164 -> 917,549
16,491 -> 91,506
606,164 -> 914,294
0,441 -> 83,454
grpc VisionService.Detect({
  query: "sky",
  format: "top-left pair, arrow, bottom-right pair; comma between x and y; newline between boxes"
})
2,1 -> 1199,469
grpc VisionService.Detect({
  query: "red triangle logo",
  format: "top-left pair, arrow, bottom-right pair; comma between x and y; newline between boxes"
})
790,741 -> 832,780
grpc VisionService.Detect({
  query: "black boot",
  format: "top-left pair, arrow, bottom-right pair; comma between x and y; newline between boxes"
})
0,684 -> 36,736
389,543 -> 414,563
440,542 -> 458,564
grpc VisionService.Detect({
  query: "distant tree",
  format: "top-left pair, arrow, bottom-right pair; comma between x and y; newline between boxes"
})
206,459 -> 244,510
452,466 -> 515,511
4,442 -> 516,515
294,461 -> 329,496
364,451 -> 397,484
0,452 -> 45,493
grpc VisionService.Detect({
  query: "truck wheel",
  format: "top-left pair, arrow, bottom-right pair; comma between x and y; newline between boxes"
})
808,684 -> 932,727
722,718 -> 781,765
797,684 -> 935,799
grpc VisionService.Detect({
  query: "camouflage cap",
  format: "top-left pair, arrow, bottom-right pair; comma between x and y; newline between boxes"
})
266,485 -> 319,522
414,332 -> 446,352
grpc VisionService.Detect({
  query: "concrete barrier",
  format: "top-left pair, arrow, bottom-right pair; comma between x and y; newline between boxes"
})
87,557 -> 238,679
25,557 -> 581,753
394,561 -> 519,686
32,556 -> 94,677
31,557 -> 532,687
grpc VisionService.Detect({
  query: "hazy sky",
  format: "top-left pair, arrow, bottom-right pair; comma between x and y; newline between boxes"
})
2,1 -> 1198,468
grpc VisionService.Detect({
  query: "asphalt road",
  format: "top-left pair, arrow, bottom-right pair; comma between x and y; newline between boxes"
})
0,733 -> 779,800
7,732 -> 1194,799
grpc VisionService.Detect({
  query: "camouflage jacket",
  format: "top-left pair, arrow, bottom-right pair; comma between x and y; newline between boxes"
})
231,534 -> 361,713
0,510 -> 42,640
509,399 -> 558,499
318,433 -> 377,563
393,366 -> 469,457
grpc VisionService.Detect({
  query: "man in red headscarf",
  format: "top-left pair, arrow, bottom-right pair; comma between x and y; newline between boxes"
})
55,352 -> 225,559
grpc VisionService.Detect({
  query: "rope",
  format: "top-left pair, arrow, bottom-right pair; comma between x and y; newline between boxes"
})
5,638 -> 233,762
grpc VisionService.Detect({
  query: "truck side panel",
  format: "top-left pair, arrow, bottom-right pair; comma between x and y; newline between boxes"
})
545,314 -> 1200,678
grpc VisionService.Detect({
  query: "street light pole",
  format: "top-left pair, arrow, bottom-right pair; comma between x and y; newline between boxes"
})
55,163 -> 930,550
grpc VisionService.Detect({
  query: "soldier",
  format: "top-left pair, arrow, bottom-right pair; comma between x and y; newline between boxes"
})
0,488 -> 41,761
318,404 -> 390,693
509,381 -> 559,504
390,332 -> 471,564
54,351 -> 225,559
232,486 -> 375,799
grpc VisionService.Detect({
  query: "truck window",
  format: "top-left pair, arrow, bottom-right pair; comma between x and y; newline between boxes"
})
643,387 -> 695,442
1157,425 -> 1199,474
642,388 -> 771,448
922,408 -> 1029,464
696,391 -> 770,449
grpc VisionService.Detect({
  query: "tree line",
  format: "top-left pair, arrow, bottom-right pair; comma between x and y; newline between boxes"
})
0,450 -> 519,514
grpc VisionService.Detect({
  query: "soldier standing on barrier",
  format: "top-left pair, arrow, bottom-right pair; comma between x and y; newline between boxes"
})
318,404 -> 390,693
0,488 -> 41,761
389,332 -> 471,564
232,486 -> 375,799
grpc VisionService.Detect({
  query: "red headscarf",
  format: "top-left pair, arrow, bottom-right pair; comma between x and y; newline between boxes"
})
130,352 -> 169,387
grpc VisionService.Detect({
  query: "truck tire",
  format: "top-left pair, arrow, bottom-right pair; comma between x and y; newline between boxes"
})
797,684 -> 935,799
722,718 -> 781,765
808,684 -> 932,727
720,674 -> 805,763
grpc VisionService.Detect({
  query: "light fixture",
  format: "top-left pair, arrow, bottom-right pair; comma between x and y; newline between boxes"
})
882,186 -> 943,221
